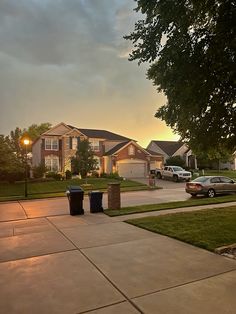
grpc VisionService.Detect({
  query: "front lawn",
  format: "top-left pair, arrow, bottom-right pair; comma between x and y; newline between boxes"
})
104,193 -> 236,216
0,178 -> 148,201
196,169 -> 236,179
126,206 -> 236,251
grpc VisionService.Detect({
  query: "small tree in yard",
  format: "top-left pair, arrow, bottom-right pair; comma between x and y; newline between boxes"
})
166,156 -> 185,168
71,139 -> 98,179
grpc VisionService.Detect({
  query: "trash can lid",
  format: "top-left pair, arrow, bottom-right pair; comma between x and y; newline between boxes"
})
67,185 -> 83,191
90,190 -> 103,194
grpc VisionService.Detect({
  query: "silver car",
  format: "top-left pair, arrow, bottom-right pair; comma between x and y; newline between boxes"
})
185,176 -> 236,198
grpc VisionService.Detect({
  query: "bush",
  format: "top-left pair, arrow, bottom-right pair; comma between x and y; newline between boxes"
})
46,172 -> 63,181
3,171 -> 25,184
65,170 -> 72,180
100,172 -> 122,180
90,171 -> 99,178
32,163 -> 47,179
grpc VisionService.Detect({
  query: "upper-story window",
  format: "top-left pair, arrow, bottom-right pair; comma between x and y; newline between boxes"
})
128,145 -> 135,155
45,138 -> 58,150
90,139 -> 100,151
72,138 -> 77,150
65,137 -> 70,150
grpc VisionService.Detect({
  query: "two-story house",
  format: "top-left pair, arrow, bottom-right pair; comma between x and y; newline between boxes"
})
32,123 -> 163,178
147,140 -> 197,169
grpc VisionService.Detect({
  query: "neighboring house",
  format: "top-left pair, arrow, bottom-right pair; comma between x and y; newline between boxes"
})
219,151 -> 236,170
146,140 -> 197,169
32,122 -> 163,178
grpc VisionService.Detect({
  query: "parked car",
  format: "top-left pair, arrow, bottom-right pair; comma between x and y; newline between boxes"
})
185,176 -> 236,197
153,166 -> 192,182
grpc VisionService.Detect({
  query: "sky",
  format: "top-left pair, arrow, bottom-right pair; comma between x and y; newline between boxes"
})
0,0 -> 178,147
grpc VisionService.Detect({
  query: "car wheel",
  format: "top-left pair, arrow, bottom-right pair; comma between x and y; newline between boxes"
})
207,189 -> 215,198
190,193 -> 197,197
157,173 -> 162,179
173,175 -> 178,182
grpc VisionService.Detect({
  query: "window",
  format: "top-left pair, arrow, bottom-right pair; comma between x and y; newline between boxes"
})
45,155 -> 59,172
210,177 -> 221,183
72,138 -> 77,150
220,177 -> 233,183
45,138 -> 58,150
90,139 -> 100,151
128,145 -> 135,155
65,137 -> 70,150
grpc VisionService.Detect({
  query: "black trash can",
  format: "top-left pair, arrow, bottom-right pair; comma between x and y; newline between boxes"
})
66,186 -> 84,215
88,191 -> 103,213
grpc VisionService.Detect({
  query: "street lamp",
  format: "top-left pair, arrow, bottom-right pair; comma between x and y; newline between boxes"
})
23,139 -> 30,198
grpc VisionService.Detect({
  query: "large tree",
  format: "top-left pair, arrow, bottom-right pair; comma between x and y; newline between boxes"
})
71,139 -> 98,178
0,135 -> 24,183
9,122 -> 51,155
125,0 -> 236,154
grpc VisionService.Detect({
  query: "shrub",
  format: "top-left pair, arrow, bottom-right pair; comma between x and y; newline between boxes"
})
65,170 -> 72,180
46,172 -> 63,181
32,163 -> 47,179
101,172 -> 122,180
90,171 -> 99,178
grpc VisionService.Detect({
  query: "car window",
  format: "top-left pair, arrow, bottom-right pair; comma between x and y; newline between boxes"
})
193,177 -> 208,183
173,166 -> 184,171
220,177 -> 233,183
210,177 -> 221,183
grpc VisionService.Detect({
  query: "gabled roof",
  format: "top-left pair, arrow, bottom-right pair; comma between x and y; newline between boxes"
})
105,140 -> 155,156
105,141 -> 130,155
152,140 -> 185,156
67,125 -> 131,141
146,149 -> 163,157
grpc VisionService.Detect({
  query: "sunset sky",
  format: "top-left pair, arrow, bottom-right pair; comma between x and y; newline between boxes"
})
0,0 -> 178,147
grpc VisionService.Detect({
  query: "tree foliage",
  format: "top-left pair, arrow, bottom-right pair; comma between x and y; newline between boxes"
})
125,0 -> 236,154
9,122 -> 51,154
71,139 -> 98,178
165,156 -> 186,168
25,123 -> 52,142
0,135 -> 24,183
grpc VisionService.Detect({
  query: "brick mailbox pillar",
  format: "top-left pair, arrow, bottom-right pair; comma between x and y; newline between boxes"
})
108,182 -> 121,210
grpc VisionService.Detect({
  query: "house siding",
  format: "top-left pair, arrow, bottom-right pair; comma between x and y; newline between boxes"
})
116,144 -> 147,161
32,139 -> 42,167
44,123 -> 71,136
147,142 -> 168,161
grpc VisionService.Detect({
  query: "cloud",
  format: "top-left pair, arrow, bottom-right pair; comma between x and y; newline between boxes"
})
0,0 -> 172,144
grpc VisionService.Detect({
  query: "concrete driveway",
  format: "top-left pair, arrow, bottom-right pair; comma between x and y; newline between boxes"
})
0,201 -> 235,313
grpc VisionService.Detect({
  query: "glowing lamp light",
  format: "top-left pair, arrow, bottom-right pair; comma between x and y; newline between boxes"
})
23,139 -> 30,145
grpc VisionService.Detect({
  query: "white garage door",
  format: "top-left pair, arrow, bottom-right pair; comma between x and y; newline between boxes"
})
118,163 -> 146,178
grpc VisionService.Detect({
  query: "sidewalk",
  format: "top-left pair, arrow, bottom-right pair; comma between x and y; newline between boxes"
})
0,198 -> 236,313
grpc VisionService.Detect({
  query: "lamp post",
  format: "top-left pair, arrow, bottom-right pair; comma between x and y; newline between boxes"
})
23,139 -> 30,198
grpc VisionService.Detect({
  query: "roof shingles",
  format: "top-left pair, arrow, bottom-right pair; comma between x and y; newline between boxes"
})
67,125 -> 131,141
153,140 -> 185,156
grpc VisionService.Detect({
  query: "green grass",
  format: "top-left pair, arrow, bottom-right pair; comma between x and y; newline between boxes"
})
126,206 -> 236,251
196,169 -> 236,179
0,178 -> 148,201
104,194 -> 236,216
